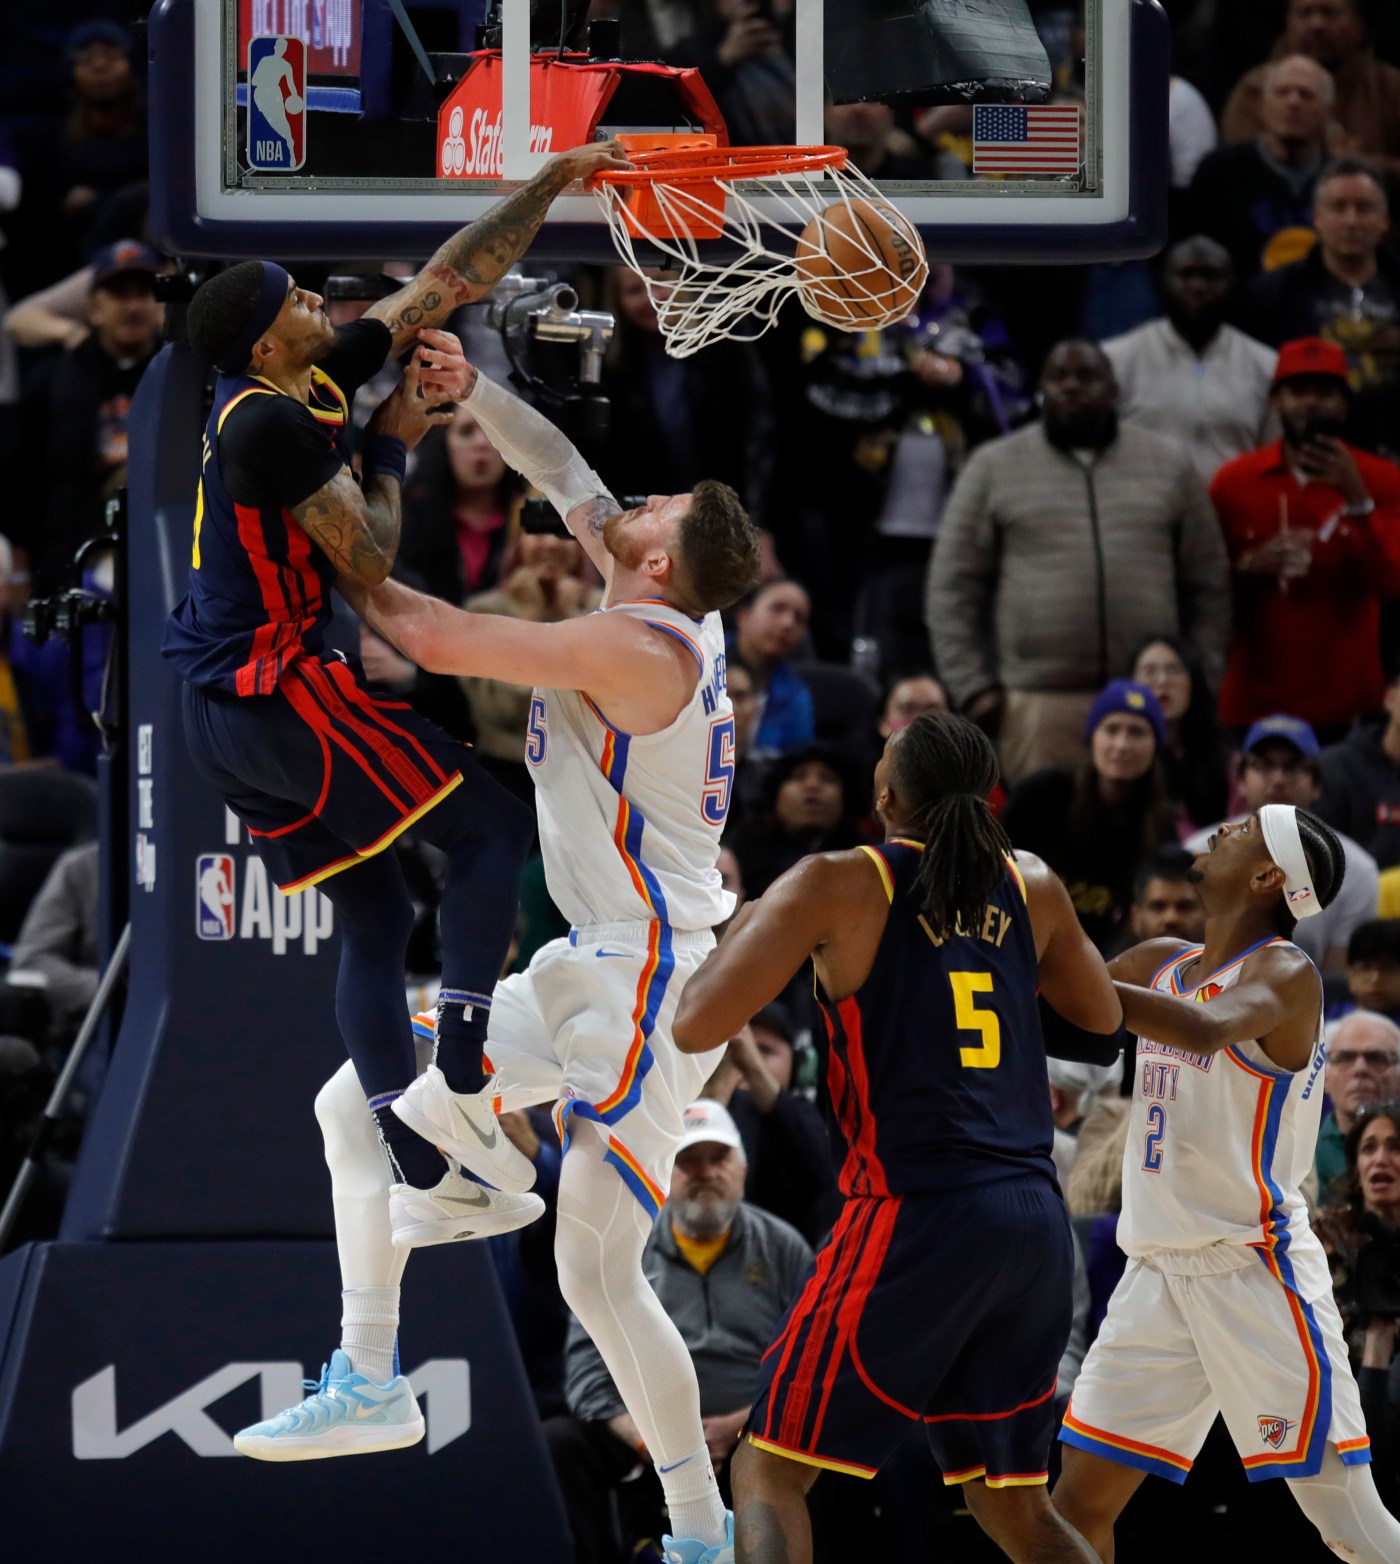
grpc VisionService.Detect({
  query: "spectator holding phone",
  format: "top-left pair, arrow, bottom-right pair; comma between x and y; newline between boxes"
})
1210,337 -> 1400,740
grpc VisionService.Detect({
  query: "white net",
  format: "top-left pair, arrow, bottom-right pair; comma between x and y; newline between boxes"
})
593,148 -> 929,359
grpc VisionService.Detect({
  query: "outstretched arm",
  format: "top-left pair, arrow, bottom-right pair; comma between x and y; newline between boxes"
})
365,142 -> 630,353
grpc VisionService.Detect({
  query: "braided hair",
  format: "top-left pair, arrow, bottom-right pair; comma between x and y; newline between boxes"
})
890,713 -> 1013,936
1276,809 -> 1347,937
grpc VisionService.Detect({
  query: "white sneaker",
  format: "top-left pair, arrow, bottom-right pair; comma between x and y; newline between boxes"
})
392,1065 -> 537,1193
389,1162 -> 545,1248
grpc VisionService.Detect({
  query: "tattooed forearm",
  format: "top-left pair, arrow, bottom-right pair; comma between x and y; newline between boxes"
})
432,160 -> 575,293
573,494 -> 619,539
293,471 -> 402,585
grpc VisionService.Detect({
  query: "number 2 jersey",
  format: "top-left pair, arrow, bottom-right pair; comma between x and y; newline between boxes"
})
817,840 -> 1057,1198
528,599 -> 734,932
1119,938 -> 1331,1297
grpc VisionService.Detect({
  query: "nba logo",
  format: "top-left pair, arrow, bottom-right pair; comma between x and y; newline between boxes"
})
247,37 -> 306,172
197,855 -> 236,941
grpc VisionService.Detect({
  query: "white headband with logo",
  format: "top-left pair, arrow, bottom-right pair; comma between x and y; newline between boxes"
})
1259,804 -> 1322,919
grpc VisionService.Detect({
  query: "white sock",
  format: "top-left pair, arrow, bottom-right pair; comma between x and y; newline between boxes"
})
339,1286 -> 400,1383
660,1447 -> 728,1545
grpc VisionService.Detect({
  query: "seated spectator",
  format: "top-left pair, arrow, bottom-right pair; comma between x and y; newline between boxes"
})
0,534 -> 93,771
1128,632 -> 1232,829
1047,1059 -> 1115,1191
1187,54 -> 1333,280
1186,715 -> 1381,970
458,529 -> 602,806
1065,1097 -> 1132,1337
544,1100 -> 811,1564
1127,846 -> 1208,945
1001,681 -> 1178,952
725,743 -> 867,900
1210,337 -> 1400,738
1316,1012 -> 1400,1191
1319,657 -> 1400,866
14,240 -> 164,585
1314,1100 -> 1400,1508
1221,0 -> 1400,178
1246,158 -> 1400,461
394,403 -> 523,603
1103,237 -> 1278,486
1344,920 -> 1400,1022
699,1005 -> 834,1245
724,658 -> 767,833
7,840 -> 97,1051
877,672 -> 949,740
927,340 -> 1229,784
728,579 -> 815,758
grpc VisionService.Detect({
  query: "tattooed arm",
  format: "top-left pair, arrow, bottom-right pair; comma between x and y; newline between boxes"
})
365,141 -> 631,354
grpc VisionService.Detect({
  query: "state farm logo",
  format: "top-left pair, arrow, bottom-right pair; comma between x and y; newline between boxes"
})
441,107 -> 555,178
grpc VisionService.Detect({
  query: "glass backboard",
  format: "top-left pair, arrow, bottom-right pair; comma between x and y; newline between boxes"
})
148,0 -> 1168,263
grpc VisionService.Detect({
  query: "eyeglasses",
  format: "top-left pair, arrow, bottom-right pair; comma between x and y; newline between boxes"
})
1332,1050 -> 1400,1070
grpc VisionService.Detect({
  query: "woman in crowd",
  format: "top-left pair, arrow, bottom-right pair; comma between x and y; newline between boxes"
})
1001,679 -> 1178,951
394,401 -> 522,604
1316,1102 -> 1400,1510
1127,631 -> 1231,831
727,577 -> 815,758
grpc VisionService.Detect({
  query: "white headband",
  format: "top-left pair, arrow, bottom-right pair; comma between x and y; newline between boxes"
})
1259,804 -> 1322,919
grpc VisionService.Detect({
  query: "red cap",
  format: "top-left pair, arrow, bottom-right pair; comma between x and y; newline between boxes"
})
1273,337 -> 1350,386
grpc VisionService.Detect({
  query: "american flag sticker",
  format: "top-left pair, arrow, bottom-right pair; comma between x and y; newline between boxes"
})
972,104 -> 1081,176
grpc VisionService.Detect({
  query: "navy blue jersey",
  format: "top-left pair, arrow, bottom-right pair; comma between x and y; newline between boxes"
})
818,840 -> 1056,1197
163,321 -> 390,695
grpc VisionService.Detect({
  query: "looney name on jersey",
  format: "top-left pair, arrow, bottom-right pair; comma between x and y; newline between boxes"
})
918,903 -> 1014,950
700,652 -> 728,717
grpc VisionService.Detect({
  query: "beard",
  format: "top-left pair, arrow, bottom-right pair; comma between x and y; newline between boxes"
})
602,509 -> 646,570
1043,407 -> 1118,452
671,1192 -> 741,1241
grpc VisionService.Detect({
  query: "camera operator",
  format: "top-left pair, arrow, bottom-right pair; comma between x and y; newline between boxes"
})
1316,1100 -> 1400,1509
1210,336 -> 1400,741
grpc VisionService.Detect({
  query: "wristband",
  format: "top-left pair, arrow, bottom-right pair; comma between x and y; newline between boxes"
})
365,435 -> 408,486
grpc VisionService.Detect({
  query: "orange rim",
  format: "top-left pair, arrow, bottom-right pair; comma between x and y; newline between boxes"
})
592,144 -> 848,187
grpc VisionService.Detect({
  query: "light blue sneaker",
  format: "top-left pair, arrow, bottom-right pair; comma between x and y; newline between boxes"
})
233,1350 -> 425,1461
661,1512 -> 735,1564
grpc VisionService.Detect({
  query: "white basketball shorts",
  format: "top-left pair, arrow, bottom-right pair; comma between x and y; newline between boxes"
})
1061,1248 -> 1370,1483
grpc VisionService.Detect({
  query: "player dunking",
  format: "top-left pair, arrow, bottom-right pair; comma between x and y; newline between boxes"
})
1054,805 -> 1400,1561
671,714 -> 1130,1564
163,143 -> 627,1453
294,356 -> 762,1561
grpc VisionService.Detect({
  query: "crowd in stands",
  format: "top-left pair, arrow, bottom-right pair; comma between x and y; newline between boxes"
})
10,0 -> 1400,1557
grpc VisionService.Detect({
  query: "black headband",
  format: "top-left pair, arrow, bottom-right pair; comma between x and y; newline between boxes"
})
214,261 -> 291,374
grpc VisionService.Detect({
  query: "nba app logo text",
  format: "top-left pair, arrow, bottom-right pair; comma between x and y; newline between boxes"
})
247,36 -> 306,171
197,855 -> 236,941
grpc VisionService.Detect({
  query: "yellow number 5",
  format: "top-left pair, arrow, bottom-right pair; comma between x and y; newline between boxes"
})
950,972 -> 1000,1069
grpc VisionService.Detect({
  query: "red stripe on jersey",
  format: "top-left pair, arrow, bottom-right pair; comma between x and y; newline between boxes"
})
299,659 -> 438,806
822,1009 -> 866,1197
281,665 -> 417,813
777,1200 -> 879,1452
233,501 -> 303,694
282,505 -> 323,619
324,659 -> 448,785
810,1197 -> 902,1446
837,997 -> 889,1197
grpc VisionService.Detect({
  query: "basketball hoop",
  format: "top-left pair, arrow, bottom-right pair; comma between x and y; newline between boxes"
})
591,138 -> 928,358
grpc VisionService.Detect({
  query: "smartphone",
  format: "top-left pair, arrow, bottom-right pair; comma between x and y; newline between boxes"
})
1301,412 -> 1347,443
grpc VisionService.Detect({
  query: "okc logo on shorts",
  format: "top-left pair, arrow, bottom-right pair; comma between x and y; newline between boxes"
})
247,37 -> 306,171
1258,1414 -> 1294,1449
197,855 -> 236,940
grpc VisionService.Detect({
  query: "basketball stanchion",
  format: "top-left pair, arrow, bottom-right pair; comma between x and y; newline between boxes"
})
591,139 -> 930,357
0,923 -> 130,1255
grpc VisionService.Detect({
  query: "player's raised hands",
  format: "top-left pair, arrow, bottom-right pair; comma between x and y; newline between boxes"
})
368,355 -> 456,448
415,327 -> 476,401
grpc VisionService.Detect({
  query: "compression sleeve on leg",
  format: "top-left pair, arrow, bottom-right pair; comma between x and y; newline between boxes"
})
1286,1444 -> 1400,1562
464,373 -> 618,525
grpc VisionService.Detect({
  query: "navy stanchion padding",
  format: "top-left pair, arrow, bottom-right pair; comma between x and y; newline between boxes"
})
0,341 -> 571,1551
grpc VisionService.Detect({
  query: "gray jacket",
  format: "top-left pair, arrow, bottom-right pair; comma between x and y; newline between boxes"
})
564,1201 -> 813,1422
11,841 -> 99,1035
926,422 -> 1231,706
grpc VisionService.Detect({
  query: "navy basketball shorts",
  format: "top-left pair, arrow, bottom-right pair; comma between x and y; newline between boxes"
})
748,1177 -> 1072,1487
181,655 -> 470,892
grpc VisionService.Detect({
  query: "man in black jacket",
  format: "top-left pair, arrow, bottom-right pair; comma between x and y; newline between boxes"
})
1247,156 -> 1400,459
15,239 -> 163,585
1319,658 -> 1400,866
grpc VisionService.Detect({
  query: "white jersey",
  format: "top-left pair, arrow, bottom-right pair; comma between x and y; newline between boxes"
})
1119,937 -> 1331,1297
528,599 -> 735,931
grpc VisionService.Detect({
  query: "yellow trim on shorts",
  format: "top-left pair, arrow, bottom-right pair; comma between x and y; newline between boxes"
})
746,1434 -> 876,1480
277,771 -> 463,894
943,1464 -> 1049,1489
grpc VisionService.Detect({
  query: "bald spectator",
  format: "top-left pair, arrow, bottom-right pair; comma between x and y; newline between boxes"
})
1221,0 -> 1400,179
1188,55 -> 1334,279
927,340 -> 1230,782
1247,158 -> 1400,460
1316,1011 -> 1400,1193
1103,237 -> 1278,485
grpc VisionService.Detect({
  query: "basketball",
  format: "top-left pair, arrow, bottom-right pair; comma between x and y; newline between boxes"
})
794,198 -> 929,330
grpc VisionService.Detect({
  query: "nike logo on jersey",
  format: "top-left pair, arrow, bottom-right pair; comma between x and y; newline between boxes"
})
595,949 -> 631,959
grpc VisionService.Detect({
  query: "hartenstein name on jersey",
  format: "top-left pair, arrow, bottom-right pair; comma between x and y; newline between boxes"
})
699,651 -> 728,716
1138,1036 -> 1214,1072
